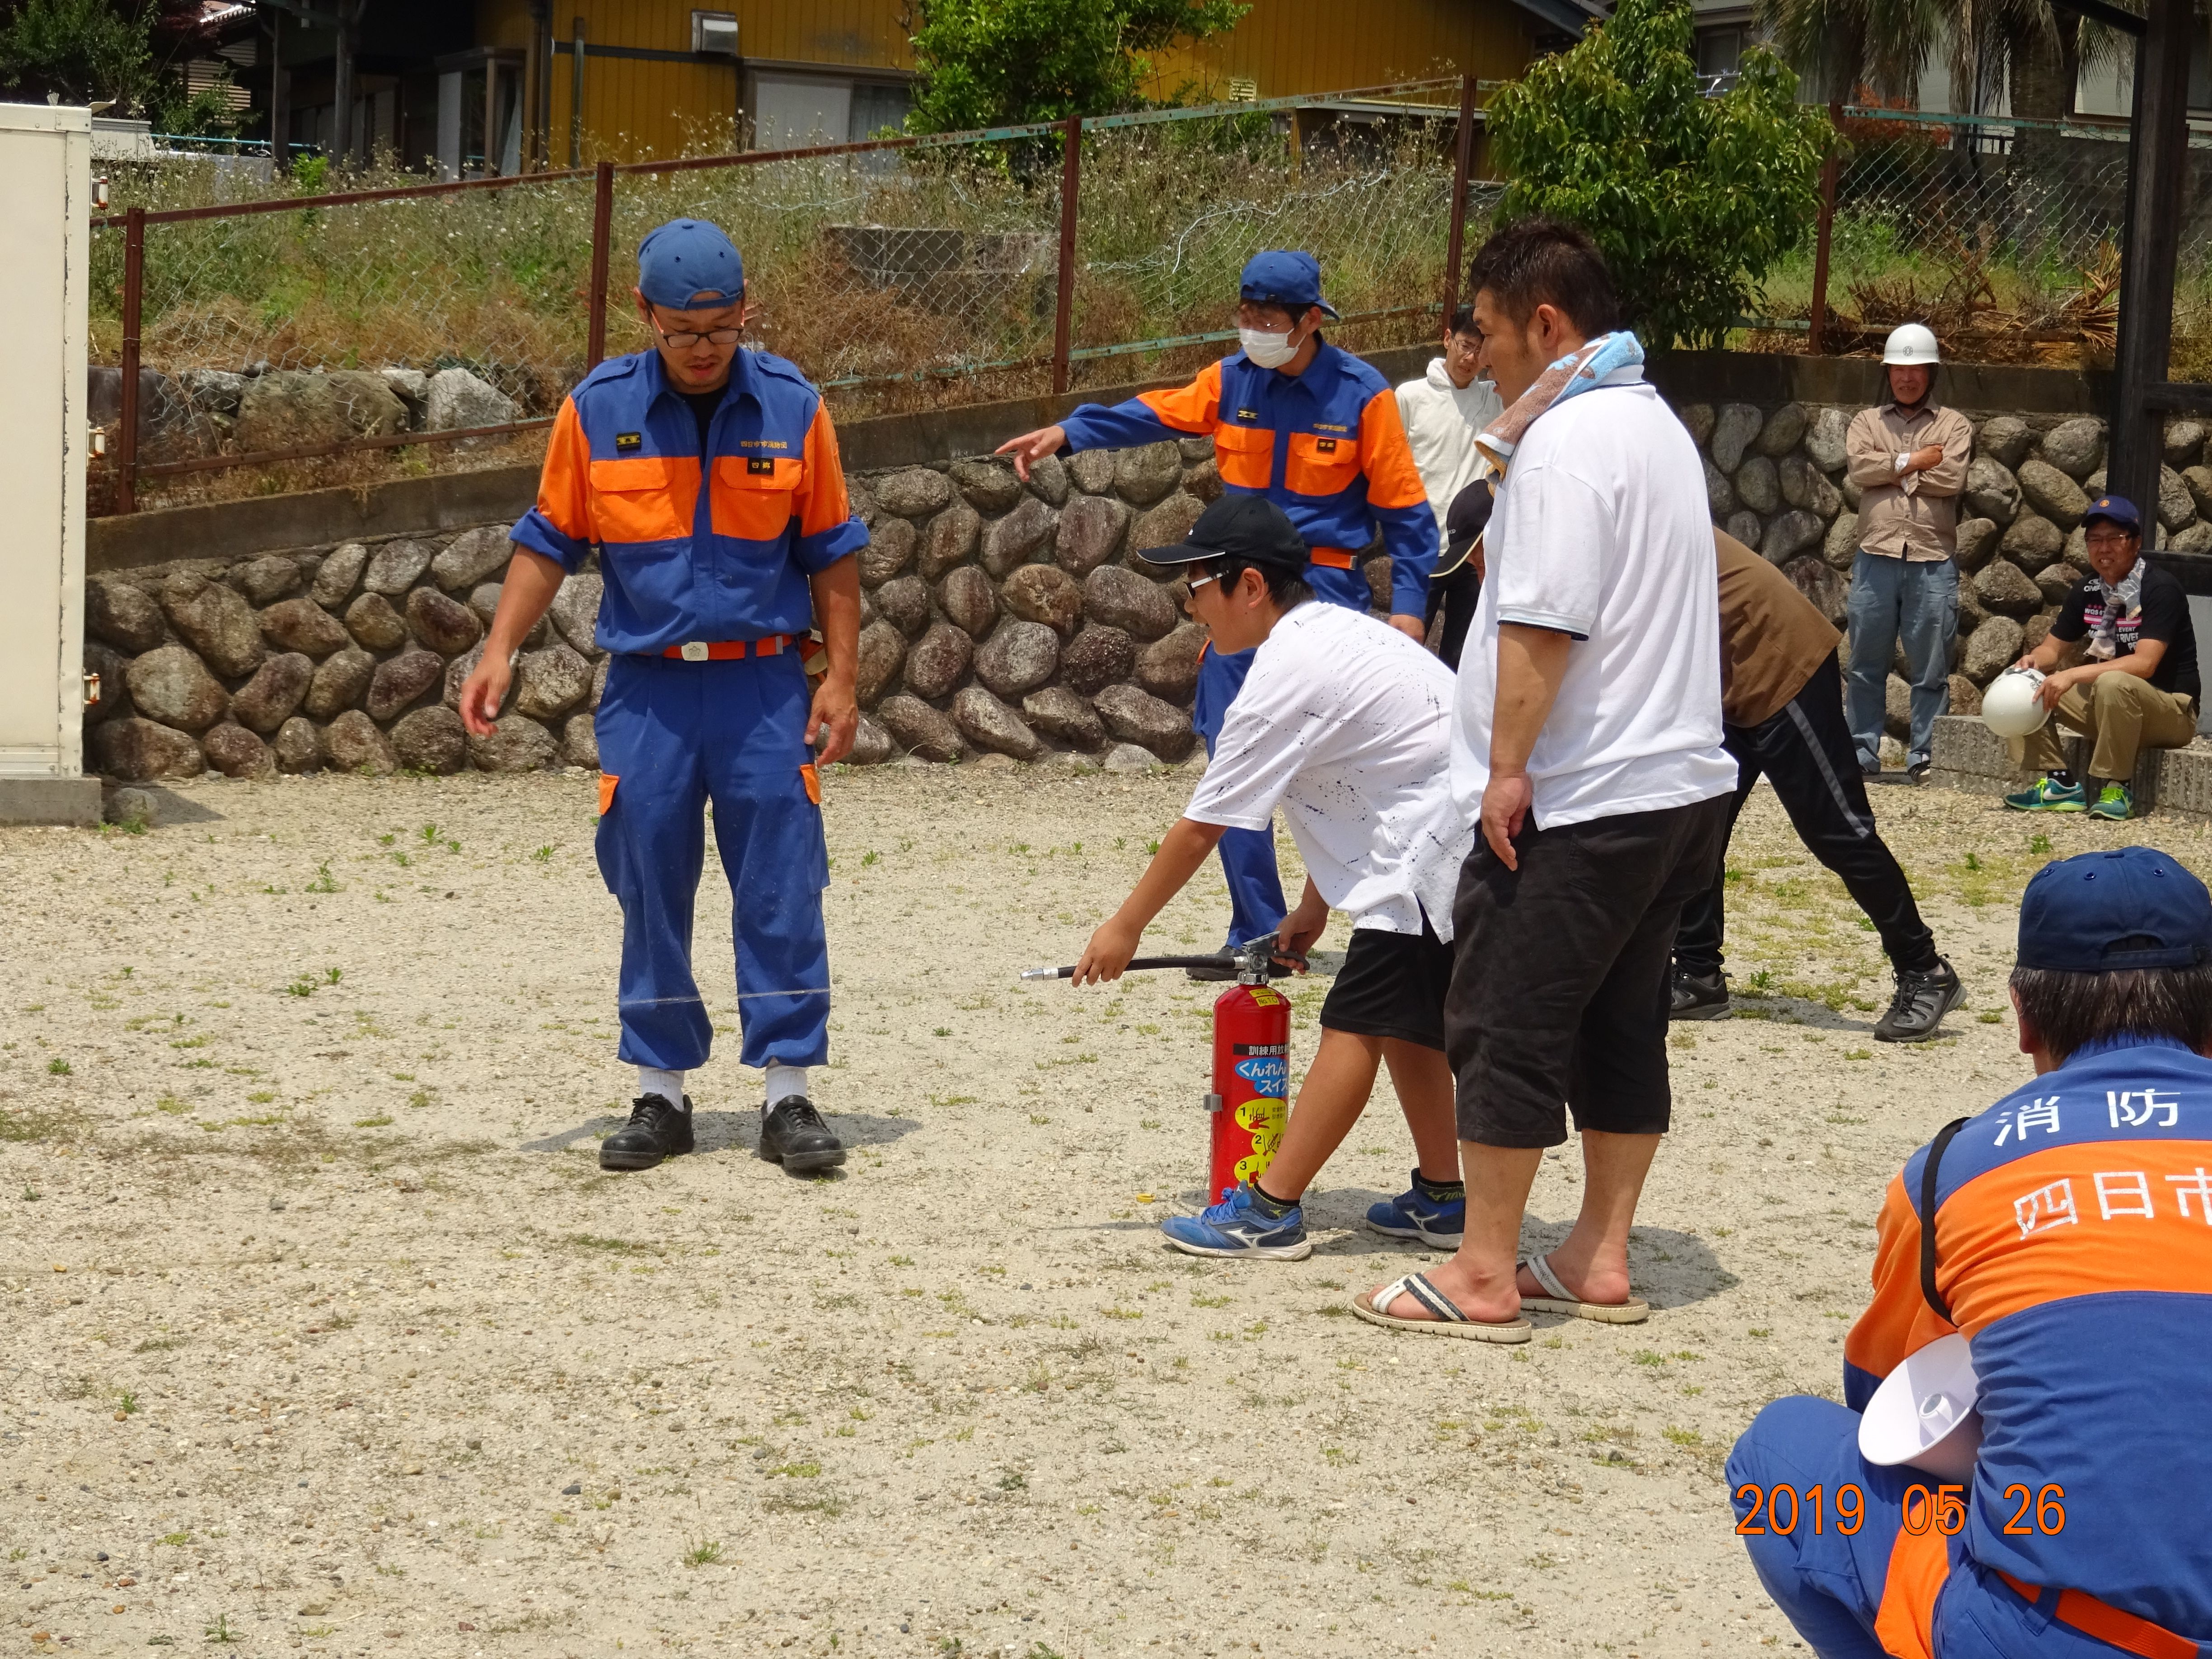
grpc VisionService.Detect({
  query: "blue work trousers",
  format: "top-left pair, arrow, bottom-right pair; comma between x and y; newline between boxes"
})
1845,552 -> 1958,771
1727,1397 -> 2132,1659
593,651 -> 830,1073
1193,643 -> 1286,949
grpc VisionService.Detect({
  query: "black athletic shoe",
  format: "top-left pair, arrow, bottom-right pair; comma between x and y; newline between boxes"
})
759,1096 -> 846,1174
1874,957 -> 1965,1043
600,1093 -> 695,1171
1184,949 -> 1239,983
1670,968 -> 1730,1021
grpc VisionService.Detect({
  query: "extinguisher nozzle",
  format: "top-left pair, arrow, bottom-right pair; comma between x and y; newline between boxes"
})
1019,966 -> 1073,980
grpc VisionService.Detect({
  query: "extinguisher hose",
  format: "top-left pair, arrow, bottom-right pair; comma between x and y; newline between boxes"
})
1020,956 -> 1237,979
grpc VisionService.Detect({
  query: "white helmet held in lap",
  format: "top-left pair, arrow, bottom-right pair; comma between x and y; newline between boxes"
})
1883,323 -> 1941,366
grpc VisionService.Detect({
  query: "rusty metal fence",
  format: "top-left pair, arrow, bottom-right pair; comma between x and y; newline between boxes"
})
90,77 -> 1487,516
1746,105 -> 2212,367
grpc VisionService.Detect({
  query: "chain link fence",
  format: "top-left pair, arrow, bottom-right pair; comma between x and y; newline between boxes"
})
1745,106 -> 2212,370
90,80 -> 1477,516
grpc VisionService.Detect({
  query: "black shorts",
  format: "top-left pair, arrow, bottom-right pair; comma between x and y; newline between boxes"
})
1446,795 -> 1730,1148
1318,917 -> 1453,1051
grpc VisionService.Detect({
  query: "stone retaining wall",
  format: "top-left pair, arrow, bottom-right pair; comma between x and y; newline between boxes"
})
80,440 -> 1264,781
84,383 -> 2201,783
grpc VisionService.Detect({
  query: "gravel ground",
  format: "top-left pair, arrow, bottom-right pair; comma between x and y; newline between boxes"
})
5,763 -> 2203,1659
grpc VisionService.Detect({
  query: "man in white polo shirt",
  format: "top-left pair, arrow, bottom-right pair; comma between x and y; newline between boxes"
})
1071,494 -> 1474,1260
1357,218 -> 1734,1341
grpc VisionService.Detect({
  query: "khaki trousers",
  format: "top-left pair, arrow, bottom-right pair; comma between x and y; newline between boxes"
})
2009,671 -> 2198,783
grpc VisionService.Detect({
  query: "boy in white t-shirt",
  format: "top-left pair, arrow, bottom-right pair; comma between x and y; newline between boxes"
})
1070,496 -> 1474,1260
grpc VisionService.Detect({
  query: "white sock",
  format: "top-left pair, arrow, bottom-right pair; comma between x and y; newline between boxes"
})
637,1067 -> 686,1108
764,1064 -> 809,1108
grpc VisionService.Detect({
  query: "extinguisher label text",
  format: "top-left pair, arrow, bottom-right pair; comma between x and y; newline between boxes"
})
1235,1056 -> 1289,1096
1232,1043 -> 1288,1057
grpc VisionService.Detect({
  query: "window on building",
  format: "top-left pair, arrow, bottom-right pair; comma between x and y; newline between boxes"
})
1695,26 -> 1744,81
850,81 -> 909,141
691,11 -> 737,55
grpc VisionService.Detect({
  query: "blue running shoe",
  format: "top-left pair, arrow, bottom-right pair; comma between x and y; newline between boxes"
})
1365,1171 -> 1466,1248
1160,1183 -> 1313,1261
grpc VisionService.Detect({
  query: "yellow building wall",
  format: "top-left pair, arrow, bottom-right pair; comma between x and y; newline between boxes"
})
477,0 -> 1537,163
477,0 -> 916,161
1146,0 -> 1536,103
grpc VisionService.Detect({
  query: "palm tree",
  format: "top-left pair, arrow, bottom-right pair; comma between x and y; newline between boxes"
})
1754,0 -> 2134,118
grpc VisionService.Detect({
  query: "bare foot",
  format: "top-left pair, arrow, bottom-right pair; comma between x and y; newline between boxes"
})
1368,1257 -> 1520,1324
1518,1246 -> 1632,1307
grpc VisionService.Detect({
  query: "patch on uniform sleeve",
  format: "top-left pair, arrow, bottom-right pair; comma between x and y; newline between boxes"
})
1236,407 -> 1260,422
748,457 -> 776,475
1316,438 -> 1338,454
614,431 -> 642,452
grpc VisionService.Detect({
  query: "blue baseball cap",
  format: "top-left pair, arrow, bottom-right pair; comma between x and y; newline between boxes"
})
2017,847 -> 2212,971
2083,494 -> 2142,535
637,219 -> 744,310
1239,250 -> 1338,320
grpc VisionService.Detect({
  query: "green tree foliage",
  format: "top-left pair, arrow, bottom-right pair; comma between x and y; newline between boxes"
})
0,0 -> 235,131
906,0 -> 1249,133
1486,0 -> 1829,350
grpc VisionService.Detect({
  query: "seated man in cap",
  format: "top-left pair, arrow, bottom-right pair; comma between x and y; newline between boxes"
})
1069,496 -> 1472,1259
1727,844 -> 2212,1658
2006,493 -> 2201,822
997,250 -> 1438,976
461,219 -> 867,1174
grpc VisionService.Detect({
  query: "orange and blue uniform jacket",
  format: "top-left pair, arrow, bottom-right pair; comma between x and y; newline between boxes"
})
1731,1034 -> 2212,1659
511,345 -> 863,1077
1058,342 -> 1439,616
511,344 -> 867,651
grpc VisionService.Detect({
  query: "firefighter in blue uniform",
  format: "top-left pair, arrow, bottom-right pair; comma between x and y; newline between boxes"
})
998,251 -> 1439,974
461,219 -> 867,1175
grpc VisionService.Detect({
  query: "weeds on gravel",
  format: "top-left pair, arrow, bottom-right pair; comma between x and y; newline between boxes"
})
683,1539 -> 723,1567
205,1613 -> 241,1643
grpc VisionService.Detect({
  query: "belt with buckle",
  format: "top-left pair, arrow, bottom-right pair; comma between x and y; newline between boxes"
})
1308,547 -> 1357,570
662,635 -> 797,662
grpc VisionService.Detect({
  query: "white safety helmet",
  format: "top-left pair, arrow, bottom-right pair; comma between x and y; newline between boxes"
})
1883,323 -> 1941,366
1981,667 -> 2050,739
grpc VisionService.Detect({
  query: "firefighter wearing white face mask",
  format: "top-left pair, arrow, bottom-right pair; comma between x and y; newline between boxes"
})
994,249 -> 1439,972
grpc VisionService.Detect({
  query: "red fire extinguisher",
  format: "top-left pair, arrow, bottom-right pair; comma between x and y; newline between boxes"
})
1205,971 -> 1291,1205
1024,934 -> 1296,1205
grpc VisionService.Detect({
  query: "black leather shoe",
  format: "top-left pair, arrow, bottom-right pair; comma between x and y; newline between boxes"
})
1670,968 -> 1730,1020
599,1093 -> 695,1171
759,1096 -> 846,1174
1874,957 -> 1965,1042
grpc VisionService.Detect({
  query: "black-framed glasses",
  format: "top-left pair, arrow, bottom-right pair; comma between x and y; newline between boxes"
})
649,312 -> 743,349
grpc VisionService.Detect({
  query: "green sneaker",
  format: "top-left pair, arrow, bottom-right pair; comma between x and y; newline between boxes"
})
2005,777 -> 2085,812
2088,782 -> 2134,821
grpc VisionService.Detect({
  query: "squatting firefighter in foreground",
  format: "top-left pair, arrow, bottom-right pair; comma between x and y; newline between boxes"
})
1069,496 -> 1473,1260
997,250 -> 1439,976
460,218 -> 867,1175
1728,844 -> 2212,1656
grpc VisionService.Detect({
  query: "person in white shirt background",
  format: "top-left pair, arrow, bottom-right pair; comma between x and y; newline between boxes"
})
1069,495 -> 1476,1262
1356,216 -> 1735,1342
1396,306 -> 1502,666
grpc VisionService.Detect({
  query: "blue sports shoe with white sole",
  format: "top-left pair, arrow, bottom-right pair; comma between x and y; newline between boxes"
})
1159,1183 -> 1313,1261
1365,1171 -> 1466,1248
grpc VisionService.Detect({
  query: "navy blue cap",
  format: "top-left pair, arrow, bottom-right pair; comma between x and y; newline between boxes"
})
1139,493 -> 1308,574
2017,846 -> 2212,971
1239,250 -> 1339,321
2083,494 -> 2142,535
637,219 -> 744,310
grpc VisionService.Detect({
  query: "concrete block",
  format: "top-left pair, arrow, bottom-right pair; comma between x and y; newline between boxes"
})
0,777 -> 101,826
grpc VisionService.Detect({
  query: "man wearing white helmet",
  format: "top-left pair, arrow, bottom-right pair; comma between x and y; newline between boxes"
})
1843,323 -> 1973,782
